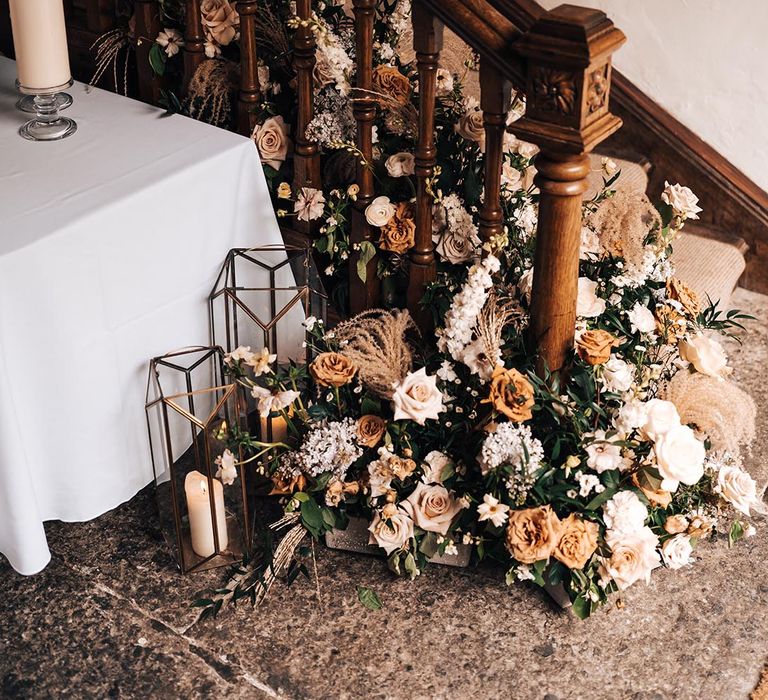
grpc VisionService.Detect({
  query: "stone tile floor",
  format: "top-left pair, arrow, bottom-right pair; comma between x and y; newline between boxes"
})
1,288 -> 767,700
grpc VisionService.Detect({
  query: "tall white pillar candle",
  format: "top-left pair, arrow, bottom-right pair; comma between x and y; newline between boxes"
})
9,0 -> 72,90
184,471 -> 229,558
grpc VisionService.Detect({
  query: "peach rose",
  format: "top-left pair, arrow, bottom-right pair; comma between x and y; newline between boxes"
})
357,415 -> 386,448
380,202 -> 416,254
401,482 -> 464,536
553,514 -> 599,569
372,65 -> 411,106
663,514 -> 689,535
505,505 -> 562,564
251,115 -> 290,170
485,366 -> 535,423
576,329 -> 619,366
200,0 -> 239,47
368,508 -> 414,554
666,277 -> 701,318
309,352 -> 357,387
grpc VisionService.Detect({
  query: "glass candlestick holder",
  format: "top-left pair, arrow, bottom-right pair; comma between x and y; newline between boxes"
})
15,80 -> 72,113
17,79 -> 77,142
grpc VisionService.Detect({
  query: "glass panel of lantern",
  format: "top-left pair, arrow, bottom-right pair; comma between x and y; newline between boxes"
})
144,346 -> 252,574
208,244 -> 327,444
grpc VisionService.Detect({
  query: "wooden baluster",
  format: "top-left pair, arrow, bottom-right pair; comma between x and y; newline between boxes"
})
183,0 -> 205,95
134,0 -> 162,104
478,62 -> 511,246
406,3 -> 443,331
292,0 -> 322,206
512,6 -> 625,374
237,0 -> 260,136
86,0 -> 114,33
348,0 -> 380,312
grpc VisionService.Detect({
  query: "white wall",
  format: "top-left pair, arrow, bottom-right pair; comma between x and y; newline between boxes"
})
539,0 -> 768,192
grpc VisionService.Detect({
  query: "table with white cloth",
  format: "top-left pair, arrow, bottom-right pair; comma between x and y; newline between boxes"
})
0,57 -> 288,575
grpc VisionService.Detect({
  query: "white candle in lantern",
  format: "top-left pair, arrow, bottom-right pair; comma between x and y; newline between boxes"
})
184,471 -> 229,558
261,413 -> 289,443
9,0 -> 72,90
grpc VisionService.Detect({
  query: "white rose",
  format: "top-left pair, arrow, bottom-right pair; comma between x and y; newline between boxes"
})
392,368 -> 445,425
422,450 -> 452,484
661,533 -> 693,570
627,303 -> 656,335
640,399 -> 681,441
602,357 -> 633,394
586,430 -> 629,474
400,482 -> 464,535
364,195 -> 396,227
716,464 -> 762,516
385,152 -> 415,178
679,333 -> 729,377
576,277 -> 606,318
603,490 -> 648,535
661,181 -> 702,220
368,509 -> 414,554
435,67 -> 454,96
600,526 -> 661,590
501,161 -> 522,190
653,424 -> 706,492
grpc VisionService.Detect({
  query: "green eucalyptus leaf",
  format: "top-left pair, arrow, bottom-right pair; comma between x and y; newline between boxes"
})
149,43 -> 166,76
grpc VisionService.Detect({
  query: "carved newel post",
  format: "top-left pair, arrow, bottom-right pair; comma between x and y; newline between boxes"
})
513,6 -> 625,374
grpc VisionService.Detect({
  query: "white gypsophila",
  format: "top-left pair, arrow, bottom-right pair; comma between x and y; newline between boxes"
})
279,418 -> 362,481
478,422 -> 544,486
601,357 -> 634,394
436,254 -> 500,363
603,490 -> 648,535
577,472 -> 604,498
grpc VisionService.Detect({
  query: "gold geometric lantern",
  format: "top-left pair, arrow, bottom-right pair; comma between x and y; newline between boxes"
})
144,346 -> 252,574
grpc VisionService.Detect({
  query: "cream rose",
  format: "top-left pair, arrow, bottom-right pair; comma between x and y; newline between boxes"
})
716,464 -> 762,516
391,368 -> 445,425
455,109 -> 485,150
661,181 -> 702,220
627,303 -> 656,334
576,277 -> 606,318
368,509 -> 414,554
600,527 -> 661,590
602,357 -> 633,394
385,152 -> 415,178
661,533 -> 693,570
640,399 -> 681,441
679,333 -> 729,377
364,195 -> 396,227
251,115 -> 290,170
401,482 -> 464,536
653,424 -> 706,492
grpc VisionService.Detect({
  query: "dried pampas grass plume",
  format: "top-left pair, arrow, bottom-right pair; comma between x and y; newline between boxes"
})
332,309 -> 417,399
185,59 -> 236,128
664,371 -> 757,456
588,190 -> 661,267
476,291 -> 527,369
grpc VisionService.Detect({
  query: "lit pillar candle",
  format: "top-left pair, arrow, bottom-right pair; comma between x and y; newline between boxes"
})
261,414 -> 288,443
184,471 -> 228,558
9,0 -> 72,90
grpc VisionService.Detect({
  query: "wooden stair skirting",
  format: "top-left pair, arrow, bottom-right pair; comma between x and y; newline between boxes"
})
603,71 -> 768,295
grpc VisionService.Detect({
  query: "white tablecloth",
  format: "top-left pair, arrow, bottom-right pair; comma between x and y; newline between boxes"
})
0,57 -> 285,575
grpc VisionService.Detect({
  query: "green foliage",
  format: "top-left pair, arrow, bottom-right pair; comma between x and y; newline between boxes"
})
356,586 -> 383,610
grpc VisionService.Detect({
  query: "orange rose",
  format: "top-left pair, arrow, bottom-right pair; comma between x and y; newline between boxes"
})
553,514 -> 599,569
484,366 -> 535,422
309,352 -> 357,387
576,329 -> 619,366
357,415 -> 386,448
379,202 -> 415,254
505,505 -> 561,564
372,65 -> 411,107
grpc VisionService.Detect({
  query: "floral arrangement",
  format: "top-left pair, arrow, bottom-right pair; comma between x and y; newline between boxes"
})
153,1 -> 763,618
